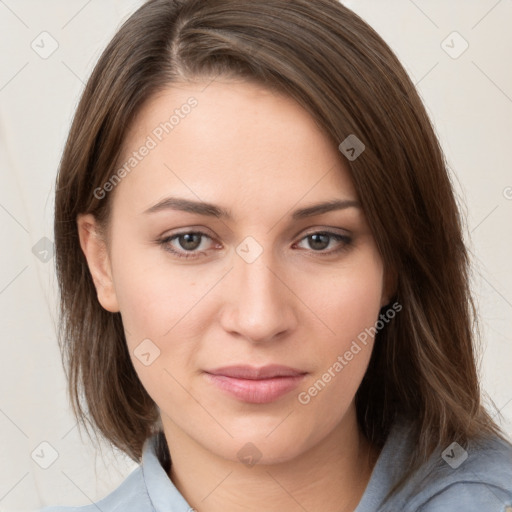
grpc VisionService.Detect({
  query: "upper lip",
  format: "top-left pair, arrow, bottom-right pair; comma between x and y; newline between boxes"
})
205,365 -> 307,380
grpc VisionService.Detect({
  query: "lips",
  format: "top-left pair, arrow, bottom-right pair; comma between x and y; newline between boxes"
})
203,365 -> 307,403
206,365 -> 306,379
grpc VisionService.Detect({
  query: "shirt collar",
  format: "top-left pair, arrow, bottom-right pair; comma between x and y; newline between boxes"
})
141,433 -> 194,511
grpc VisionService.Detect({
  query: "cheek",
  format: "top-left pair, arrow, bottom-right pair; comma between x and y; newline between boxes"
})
110,255 -> 208,410
303,251 -> 384,349
109,246 -> 227,407
294,250 -> 383,406
110,240 -> 216,340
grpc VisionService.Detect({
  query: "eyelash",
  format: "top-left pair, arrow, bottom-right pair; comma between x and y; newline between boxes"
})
157,230 -> 352,260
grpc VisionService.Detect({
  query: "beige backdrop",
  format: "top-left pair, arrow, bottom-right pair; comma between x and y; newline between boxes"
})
0,0 -> 511,509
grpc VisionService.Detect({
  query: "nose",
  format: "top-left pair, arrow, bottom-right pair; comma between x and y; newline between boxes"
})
219,248 -> 298,344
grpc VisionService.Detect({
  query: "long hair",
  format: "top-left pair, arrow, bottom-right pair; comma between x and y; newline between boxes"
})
54,0 -> 507,489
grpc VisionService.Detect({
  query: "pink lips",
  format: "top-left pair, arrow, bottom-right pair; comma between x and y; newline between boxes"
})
204,365 -> 307,404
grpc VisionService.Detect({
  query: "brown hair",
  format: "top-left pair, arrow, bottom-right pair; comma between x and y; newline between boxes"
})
54,0 -> 507,494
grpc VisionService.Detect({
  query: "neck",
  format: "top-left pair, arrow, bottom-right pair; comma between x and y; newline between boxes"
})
163,410 -> 380,512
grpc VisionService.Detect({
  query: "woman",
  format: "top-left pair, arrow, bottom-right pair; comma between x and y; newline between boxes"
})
43,0 -> 512,510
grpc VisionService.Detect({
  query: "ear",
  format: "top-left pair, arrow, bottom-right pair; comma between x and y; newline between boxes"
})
77,213 -> 120,313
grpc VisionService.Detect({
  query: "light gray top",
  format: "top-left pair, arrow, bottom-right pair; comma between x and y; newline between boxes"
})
40,416 -> 512,511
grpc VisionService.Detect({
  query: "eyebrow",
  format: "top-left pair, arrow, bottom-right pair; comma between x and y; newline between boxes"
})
291,199 -> 361,219
143,196 -> 361,219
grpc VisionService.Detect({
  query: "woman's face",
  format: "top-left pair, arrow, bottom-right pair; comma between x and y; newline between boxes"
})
80,79 -> 391,464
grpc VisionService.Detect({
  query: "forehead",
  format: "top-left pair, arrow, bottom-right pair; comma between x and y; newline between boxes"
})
111,79 -> 357,217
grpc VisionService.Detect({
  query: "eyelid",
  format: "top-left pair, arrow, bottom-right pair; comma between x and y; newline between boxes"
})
292,225 -> 352,243
160,225 -> 216,238
299,226 -> 351,236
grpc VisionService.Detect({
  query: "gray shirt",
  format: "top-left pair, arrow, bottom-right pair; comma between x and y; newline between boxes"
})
40,416 -> 512,511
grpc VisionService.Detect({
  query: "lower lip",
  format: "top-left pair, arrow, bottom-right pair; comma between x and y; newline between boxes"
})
204,373 -> 306,404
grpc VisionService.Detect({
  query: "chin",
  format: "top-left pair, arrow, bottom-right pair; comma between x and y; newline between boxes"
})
206,428 -> 315,467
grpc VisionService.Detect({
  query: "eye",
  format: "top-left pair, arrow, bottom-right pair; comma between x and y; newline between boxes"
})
294,231 -> 352,255
158,229 -> 352,260
158,231 -> 220,259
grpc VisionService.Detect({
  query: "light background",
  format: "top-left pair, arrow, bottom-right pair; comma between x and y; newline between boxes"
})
0,0 -> 511,510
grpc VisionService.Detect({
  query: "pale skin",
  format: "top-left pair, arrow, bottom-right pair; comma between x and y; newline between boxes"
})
78,79 -> 394,511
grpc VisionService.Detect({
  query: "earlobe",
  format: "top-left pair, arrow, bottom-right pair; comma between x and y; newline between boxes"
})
77,213 -> 120,313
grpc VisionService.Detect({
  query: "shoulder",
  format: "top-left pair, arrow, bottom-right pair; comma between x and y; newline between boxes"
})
406,432 -> 512,512
38,465 -> 152,512
38,432 -> 192,511
416,482 -> 512,512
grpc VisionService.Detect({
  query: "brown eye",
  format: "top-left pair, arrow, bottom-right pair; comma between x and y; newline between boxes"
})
294,231 -> 352,255
177,233 -> 203,251
307,233 -> 330,250
158,230 -> 216,259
